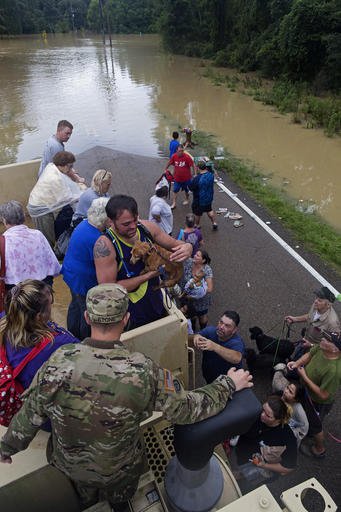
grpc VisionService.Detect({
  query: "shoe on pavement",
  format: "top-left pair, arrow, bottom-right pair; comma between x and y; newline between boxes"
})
182,200 -> 189,206
170,204 -> 176,210
212,223 -> 218,231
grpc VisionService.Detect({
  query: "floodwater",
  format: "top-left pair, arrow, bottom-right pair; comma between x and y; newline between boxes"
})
0,34 -> 340,230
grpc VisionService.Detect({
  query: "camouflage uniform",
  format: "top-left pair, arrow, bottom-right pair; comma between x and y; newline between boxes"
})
0,284 -> 237,506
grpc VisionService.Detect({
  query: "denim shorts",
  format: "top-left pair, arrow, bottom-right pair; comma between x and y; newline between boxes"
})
173,180 -> 191,193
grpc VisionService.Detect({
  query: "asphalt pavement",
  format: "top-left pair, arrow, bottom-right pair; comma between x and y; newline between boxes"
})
76,147 -> 341,508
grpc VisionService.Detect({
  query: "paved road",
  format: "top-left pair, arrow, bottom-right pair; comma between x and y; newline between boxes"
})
77,147 -> 341,508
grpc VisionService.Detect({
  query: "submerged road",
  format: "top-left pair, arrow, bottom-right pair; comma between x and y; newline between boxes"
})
77,146 -> 341,507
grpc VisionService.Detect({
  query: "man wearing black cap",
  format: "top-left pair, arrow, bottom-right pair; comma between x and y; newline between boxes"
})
285,286 -> 340,357
287,331 -> 341,457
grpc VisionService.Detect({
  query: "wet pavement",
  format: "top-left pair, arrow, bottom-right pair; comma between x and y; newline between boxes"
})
76,146 -> 341,508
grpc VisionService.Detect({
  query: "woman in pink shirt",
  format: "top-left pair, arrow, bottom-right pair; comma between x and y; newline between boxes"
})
0,201 -> 60,292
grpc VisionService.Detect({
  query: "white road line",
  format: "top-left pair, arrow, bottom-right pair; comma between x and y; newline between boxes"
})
216,180 -> 340,297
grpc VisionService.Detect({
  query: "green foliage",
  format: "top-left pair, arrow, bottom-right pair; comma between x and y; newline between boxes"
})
158,0 -> 341,92
0,0 -> 90,34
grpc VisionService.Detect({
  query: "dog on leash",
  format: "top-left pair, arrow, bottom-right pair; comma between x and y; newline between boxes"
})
130,240 -> 183,289
246,326 -> 294,371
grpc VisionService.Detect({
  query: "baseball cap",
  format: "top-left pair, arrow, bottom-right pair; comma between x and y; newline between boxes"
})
86,283 -> 129,324
197,160 -> 207,170
314,286 -> 335,303
322,331 -> 341,351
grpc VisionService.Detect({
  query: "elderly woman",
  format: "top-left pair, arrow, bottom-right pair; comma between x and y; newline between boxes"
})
73,169 -> 112,224
27,151 -> 86,248
62,197 -> 109,339
0,201 -> 60,290
0,280 -> 78,419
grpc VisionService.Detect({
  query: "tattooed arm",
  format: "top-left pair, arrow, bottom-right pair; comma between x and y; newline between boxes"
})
94,235 -> 159,291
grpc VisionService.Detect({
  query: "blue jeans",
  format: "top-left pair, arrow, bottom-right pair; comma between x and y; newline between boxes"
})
67,292 -> 90,340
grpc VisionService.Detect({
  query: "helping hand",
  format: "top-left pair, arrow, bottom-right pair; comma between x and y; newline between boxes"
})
170,242 -> 192,262
227,368 -> 253,392
0,454 -> 12,464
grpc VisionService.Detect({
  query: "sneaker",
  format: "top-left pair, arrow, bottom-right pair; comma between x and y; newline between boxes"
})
170,204 -> 176,210
212,223 -> 218,231
182,200 -> 189,206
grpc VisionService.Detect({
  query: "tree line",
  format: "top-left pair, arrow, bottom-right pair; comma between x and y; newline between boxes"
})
158,0 -> 341,92
1,0 -> 340,91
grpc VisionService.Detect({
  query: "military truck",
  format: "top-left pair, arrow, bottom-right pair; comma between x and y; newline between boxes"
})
0,159 -> 337,512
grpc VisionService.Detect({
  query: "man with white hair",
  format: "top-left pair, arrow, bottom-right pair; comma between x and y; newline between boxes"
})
62,197 -> 109,339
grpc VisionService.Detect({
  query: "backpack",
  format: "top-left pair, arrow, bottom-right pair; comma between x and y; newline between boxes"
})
0,335 -> 52,427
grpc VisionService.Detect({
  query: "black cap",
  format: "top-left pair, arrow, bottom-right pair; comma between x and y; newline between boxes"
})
314,286 -> 335,303
197,160 -> 207,170
323,331 -> 341,350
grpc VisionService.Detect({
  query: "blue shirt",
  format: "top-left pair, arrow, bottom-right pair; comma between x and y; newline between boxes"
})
62,220 -> 102,295
169,139 -> 180,158
189,172 -> 214,206
199,326 -> 245,383
5,322 -> 79,389
74,189 -> 109,219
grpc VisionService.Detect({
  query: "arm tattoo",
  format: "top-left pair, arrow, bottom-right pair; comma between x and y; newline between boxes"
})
94,238 -> 111,259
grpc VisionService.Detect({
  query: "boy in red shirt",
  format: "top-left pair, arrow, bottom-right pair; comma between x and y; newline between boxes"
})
164,145 -> 196,209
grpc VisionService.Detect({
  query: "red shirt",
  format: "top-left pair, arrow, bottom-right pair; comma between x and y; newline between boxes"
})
169,153 -> 193,182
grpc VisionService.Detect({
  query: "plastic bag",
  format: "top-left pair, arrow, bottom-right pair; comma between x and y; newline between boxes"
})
54,226 -> 73,260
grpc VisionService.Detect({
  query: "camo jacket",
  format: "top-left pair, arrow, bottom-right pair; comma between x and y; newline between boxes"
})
0,338 -> 236,494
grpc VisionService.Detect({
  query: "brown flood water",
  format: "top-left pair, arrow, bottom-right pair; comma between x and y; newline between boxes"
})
0,34 -> 340,230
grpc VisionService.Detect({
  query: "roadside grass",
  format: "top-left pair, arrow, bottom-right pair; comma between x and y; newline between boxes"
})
189,130 -> 341,273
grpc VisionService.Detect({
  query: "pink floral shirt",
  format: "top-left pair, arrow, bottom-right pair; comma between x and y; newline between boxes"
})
3,225 -> 61,284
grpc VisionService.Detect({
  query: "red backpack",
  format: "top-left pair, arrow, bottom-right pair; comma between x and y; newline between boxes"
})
0,337 -> 52,427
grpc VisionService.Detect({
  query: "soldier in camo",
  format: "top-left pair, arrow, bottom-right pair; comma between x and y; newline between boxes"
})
0,283 -> 253,508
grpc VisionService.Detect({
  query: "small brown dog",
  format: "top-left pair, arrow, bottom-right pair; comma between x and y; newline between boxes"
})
130,240 -> 183,289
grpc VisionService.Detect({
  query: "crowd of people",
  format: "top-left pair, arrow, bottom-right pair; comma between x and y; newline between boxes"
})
0,120 -> 340,507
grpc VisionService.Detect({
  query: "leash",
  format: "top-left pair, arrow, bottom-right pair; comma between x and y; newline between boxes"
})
272,320 -> 287,365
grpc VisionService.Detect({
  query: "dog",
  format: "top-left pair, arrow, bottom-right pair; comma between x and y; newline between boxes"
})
246,326 -> 294,372
130,240 -> 183,289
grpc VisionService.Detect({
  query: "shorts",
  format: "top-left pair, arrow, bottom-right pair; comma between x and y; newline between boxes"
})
192,203 -> 212,216
173,180 -> 191,193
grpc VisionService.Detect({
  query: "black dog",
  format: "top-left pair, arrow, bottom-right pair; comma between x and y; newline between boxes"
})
246,326 -> 294,372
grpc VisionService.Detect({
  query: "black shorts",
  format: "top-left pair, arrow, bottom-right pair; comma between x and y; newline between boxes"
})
192,203 -> 212,216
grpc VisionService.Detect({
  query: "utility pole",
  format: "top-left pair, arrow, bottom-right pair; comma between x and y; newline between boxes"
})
98,0 -> 106,45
